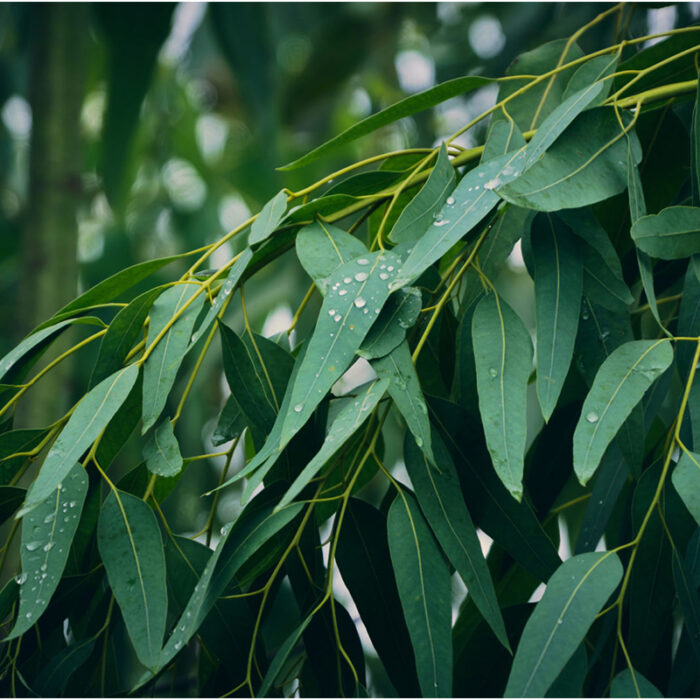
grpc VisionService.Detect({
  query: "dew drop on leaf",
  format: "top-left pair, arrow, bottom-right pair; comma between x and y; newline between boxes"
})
25,541 -> 42,552
354,272 -> 368,282
586,412 -> 599,423
15,573 -> 27,585
354,297 -> 366,308
294,404 -> 304,413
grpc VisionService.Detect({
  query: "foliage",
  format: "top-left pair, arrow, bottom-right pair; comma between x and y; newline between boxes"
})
2,4 -> 700,698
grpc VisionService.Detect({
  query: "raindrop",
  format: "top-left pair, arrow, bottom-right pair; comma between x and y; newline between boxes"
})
338,290 -> 347,296
334,314 -> 342,322
601,330 -> 610,340
25,612 -> 32,620
15,573 -> 27,585
484,178 -> 501,190
344,277 -> 352,284
328,309 -> 336,316
68,501 -> 76,508
294,404 -> 303,413
415,436 -> 424,447
489,368 -> 498,378
586,412 -> 599,424
379,272 -> 388,280
43,542 -> 55,552
363,308 -> 368,314
174,641 -> 182,651
354,272 -> 368,282
387,266 -> 394,272
40,564 -> 47,572
357,258 -> 369,266
582,308 -> 590,320
354,297 -> 366,308
25,541 -> 42,552
433,218 -> 450,227
43,513 -> 55,524
446,196 -> 455,205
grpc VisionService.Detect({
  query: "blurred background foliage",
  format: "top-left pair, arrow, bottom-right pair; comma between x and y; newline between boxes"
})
0,0 -> 698,621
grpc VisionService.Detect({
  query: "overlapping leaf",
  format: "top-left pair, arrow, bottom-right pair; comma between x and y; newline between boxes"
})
631,205 -> 700,260
249,190 -> 288,245
143,419 -> 183,478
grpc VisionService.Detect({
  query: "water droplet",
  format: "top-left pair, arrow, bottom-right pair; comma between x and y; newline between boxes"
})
354,297 -> 366,308
43,542 -> 55,552
43,513 -> 55,524
582,308 -> 590,320
68,501 -> 76,508
354,272 -> 368,282
338,289 -> 347,296
586,412 -> 599,424
40,564 -> 47,572
415,436 -> 424,447
489,368 -> 498,378
25,541 -> 42,552
343,277 -> 352,284
557,619 -> 563,625
357,258 -> 369,266
484,178 -> 501,190
294,404 -> 303,413
446,196 -> 455,206
363,308 -> 368,314
328,309 -> 336,316
387,266 -> 394,272
15,573 -> 27,585
379,272 -> 388,280
334,314 -> 342,322
174,641 -> 182,651
433,212 -> 443,222
601,330 -> 610,340
433,218 -> 450,227
25,612 -> 32,620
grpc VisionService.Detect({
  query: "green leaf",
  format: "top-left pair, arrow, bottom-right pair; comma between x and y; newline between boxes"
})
573,340 -> 673,485
212,395 -> 246,447
24,365 -> 139,510
40,253 -> 192,329
357,287 -> 422,360
249,190 -> 288,245
143,419 -> 183,478
563,53 -> 618,103
631,205 -> 700,259
142,282 -> 205,433
531,213 -> 582,421
505,552 -> 623,697
545,644 -> 588,698
472,294 -> 533,500
295,221 -> 368,295
388,144 -> 456,245
276,378 -> 388,510
481,118 -> 526,162
258,615 -> 313,697
392,149 -> 526,289
672,546 -> 700,662
404,430 -> 509,651
0,429 -> 49,486
373,340 -> 434,464
499,108 -> 641,211
335,498 -> 420,697
90,287 -> 163,387
610,669 -> 663,698
672,450 -> 700,527
387,493 -> 452,697
280,76 -> 493,170
580,239 -> 634,311
6,463 -> 87,639
33,636 -> 96,696
97,489 -> 167,670
0,486 -> 24,524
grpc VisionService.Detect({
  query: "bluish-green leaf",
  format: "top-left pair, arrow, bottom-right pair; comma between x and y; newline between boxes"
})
505,552 -> 623,697
281,76 -> 493,170
672,450 -> 700,527
387,493 -> 452,697
392,149 -> 526,289
296,221 -> 368,295
389,144 -> 456,245
357,287 -> 422,360
249,190 -> 288,246
6,463 -> 87,639
562,53 -> 618,102
97,489 -> 167,671
610,669 -> 662,698
472,294 -> 533,500
143,419 -> 183,478
373,340 -> 434,464
532,214 -> 582,421
33,636 -> 96,696
211,395 -> 246,447
499,108 -> 641,211
276,378 -> 387,509
481,118 -> 526,162
404,430 -> 509,650
24,365 -> 139,510
631,206 -> 700,259
142,282 -> 205,433
573,340 -> 673,485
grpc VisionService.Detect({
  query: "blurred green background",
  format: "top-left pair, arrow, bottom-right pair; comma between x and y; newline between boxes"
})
0,0 -> 696,559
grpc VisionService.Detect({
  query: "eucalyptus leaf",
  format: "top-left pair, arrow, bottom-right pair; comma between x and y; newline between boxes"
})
481,118 -> 526,162
672,450 -> 700,527
505,552 -> 623,697
97,489 -> 167,670
143,419 -> 183,478
562,53 -> 618,102
249,190 -> 288,245
632,205 -> 700,260
573,340 -> 673,485
610,668 -> 662,698
472,294 -> 533,500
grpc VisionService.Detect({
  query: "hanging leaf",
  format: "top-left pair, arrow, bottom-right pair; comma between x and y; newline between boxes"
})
276,378 -> 387,509
505,552 -> 623,697
357,287 -> 422,360
672,450 -> 700,527
296,221 -> 368,295
573,340 -> 673,485
281,76 -> 493,170
392,149 -> 526,289
249,190 -> 288,246
23,364 -> 139,510
142,419 -> 183,478
631,206 -> 700,259
211,396 -> 246,446
610,668 -> 663,698
389,144 -> 456,245
97,489 -> 167,671
472,294 -> 533,500
258,615 -> 313,697
142,282 -> 205,433
404,430 -> 509,650
33,636 -> 97,696
6,463 -> 87,639
481,118 -> 526,162
499,108 -> 641,211
387,493 -> 452,697
531,213 -> 583,421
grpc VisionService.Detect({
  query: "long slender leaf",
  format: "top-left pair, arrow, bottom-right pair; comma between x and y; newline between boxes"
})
97,489 -> 167,670
505,552 -> 623,697
23,364 -> 139,510
258,615 -> 313,697
472,293 -> 533,500
249,190 -> 288,246
573,340 -> 673,485
7,463 -> 87,638
387,493 -> 452,697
